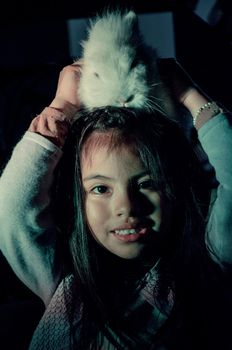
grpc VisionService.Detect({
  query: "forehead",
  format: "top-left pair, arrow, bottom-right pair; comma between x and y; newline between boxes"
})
82,130 -> 115,152
81,130 -> 135,156
81,131 -> 140,168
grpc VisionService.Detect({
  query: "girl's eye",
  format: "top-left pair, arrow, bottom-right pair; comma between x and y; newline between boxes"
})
138,179 -> 157,191
91,185 -> 109,194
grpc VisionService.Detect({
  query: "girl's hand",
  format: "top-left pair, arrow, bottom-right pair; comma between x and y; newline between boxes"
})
158,58 -> 213,123
50,62 -> 83,118
158,58 -> 197,105
28,62 -> 83,147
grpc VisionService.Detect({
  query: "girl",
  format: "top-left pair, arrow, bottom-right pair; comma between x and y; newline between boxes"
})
0,62 -> 231,349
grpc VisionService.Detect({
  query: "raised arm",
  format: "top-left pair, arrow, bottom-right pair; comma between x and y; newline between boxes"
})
0,63 -> 82,305
184,89 -> 232,266
168,60 -> 232,265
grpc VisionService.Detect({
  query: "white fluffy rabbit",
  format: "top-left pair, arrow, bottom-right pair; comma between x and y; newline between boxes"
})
76,9 -> 174,115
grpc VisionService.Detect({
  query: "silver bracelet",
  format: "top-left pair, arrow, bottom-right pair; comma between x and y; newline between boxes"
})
193,101 -> 222,126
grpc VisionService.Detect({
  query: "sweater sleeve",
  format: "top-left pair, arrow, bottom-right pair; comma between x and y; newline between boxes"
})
198,113 -> 232,265
0,131 -> 63,305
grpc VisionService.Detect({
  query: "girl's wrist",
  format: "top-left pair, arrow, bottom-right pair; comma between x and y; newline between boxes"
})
182,88 -> 223,129
28,106 -> 71,148
181,88 -> 210,114
49,97 -> 79,119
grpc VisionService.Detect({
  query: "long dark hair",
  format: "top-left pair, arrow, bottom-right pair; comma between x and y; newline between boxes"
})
54,107 -> 213,348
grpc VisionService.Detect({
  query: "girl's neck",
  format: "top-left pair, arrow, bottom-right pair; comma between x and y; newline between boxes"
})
96,244 -> 156,285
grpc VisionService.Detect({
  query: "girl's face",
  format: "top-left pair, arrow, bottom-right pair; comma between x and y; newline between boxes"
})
81,132 -> 163,260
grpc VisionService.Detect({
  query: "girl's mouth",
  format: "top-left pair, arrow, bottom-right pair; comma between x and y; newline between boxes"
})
111,228 -> 149,242
113,228 -> 147,235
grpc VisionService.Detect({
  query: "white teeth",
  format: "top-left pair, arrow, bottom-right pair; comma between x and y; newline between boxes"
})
114,229 -> 138,235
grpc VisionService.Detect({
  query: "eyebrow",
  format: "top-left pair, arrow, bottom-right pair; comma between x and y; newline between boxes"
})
83,175 -> 115,182
82,171 -> 149,182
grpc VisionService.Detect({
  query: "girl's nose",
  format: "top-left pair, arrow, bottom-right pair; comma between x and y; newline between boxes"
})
113,191 -> 135,218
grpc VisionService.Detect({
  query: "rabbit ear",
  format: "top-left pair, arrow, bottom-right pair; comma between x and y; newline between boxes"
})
124,10 -> 140,38
124,10 -> 137,22
124,10 -> 139,33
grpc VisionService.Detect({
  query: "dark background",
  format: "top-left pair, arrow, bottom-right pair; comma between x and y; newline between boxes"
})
0,1 -> 231,349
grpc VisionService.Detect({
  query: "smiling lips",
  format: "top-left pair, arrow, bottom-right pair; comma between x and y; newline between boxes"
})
111,227 -> 149,242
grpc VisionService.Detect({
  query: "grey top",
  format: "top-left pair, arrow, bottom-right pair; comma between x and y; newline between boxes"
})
0,132 -> 62,306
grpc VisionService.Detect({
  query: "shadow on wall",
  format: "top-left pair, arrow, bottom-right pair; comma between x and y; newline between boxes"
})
0,298 -> 44,350
174,7 -> 232,112
0,62 -> 69,168
0,19 -> 72,168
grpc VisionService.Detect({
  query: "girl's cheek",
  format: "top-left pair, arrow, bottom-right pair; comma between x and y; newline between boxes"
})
85,198 -> 108,224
